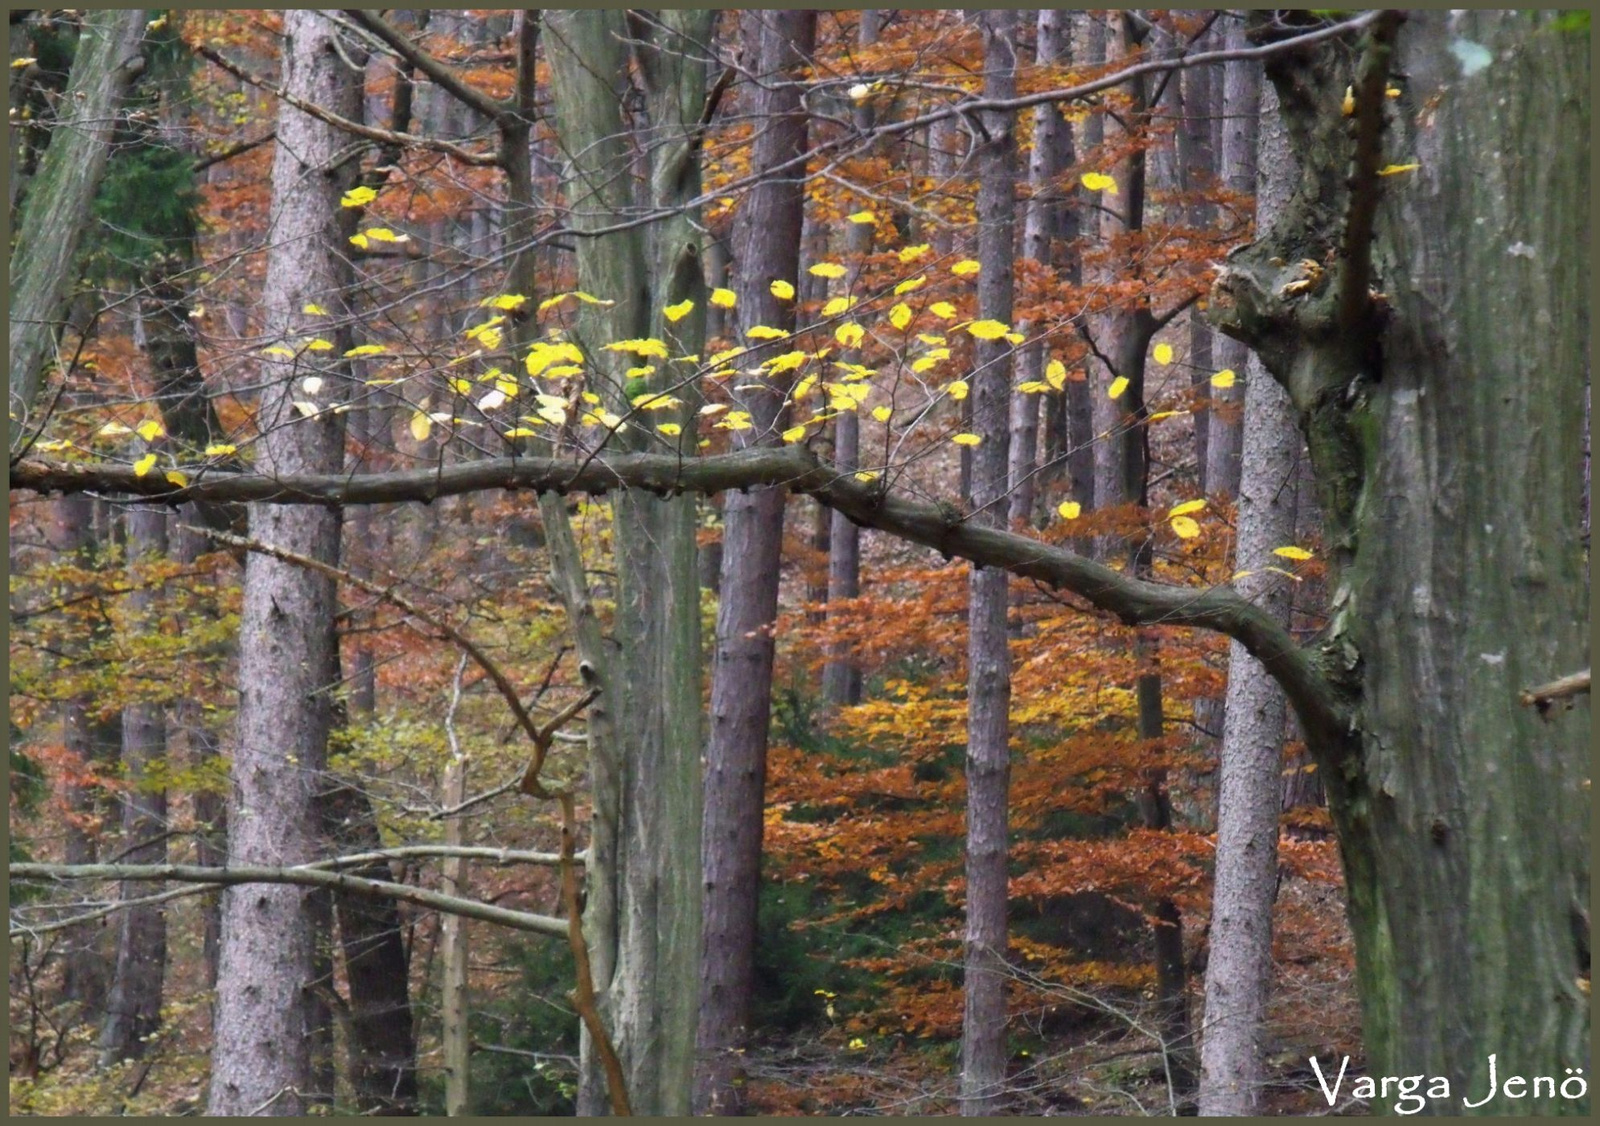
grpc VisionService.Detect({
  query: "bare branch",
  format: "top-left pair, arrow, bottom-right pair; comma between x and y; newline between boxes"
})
343,8 -> 510,124
1520,669 -> 1591,712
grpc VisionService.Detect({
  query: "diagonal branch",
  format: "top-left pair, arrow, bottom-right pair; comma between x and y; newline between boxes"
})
343,8 -> 510,124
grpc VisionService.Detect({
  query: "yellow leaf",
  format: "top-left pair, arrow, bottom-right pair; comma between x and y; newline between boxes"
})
888,303 -> 913,330
1272,545 -> 1315,561
699,403 -> 729,416
950,259 -> 981,277
1169,498 -> 1207,517
1150,409 -> 1188,421
480,293 -> 529,310
1341,85 -> 1355,116
604,338 -> 670,358
930,301 -> 957,320
782,424 -> 808,443
770,279 -> 796,300
348,233 -> 370,250
12,57 -> 37,69
1018,381 -> 1049,393
1210,369 -> 1236,389
871,406 -> 892,422
947,379 -> 969,401
765,350 -> 810,374
1170,515 -> 1201,539
292,401 -> 321,418
1057,500 -> 1081,520
966,319 -> 1010,340
1046,360 -> 1068,389
262,345 -> 296,358
303,303 -> 328,315
132,453 -> 158,477
135,419 -> 166,442
1377,162 -> 1420,176
847,210 -> 877,225
344,344 -> 385,357
951,432 -> 982,447
822,295 -> 858,317
1108,376 -> 1130,400
911,350 -> 948,373
894,275 -> 926,296
204,443 -> 237,456
341,185 -> 377,208
632,392 -> 682,411
855,470 -> 879,482
1080,172 -> 1118,194
1386,86 -> 1401,98
663,298 -> 695,323
573,291 -> 612,306
504,427 -> 540,438
917,334 -> 947,346
656,422 -> 683,436
304,338 -> 334,352
1153,342 -> 1174,365
477,390 -> 508,411
165,470 -> 189,488
747,325 -> 791,341
836,322 -> 865,348
363,227 -> 406,242
410,412 -> 432,441
848,83 -> 872,101
899,244 -> 930,263
809,262 -> 847,279
711,287 -> 737,308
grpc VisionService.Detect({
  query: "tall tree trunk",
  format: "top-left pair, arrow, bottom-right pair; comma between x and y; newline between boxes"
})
439,748 -> 469,1116
207,11 -> 362,1115
98,509 -> 169,1067
8,8 -> 146,426
1179,28 -> 1219,492
1196,77 -> 1299,1117
542,11 -> 710,1114
821,9 -> 880,708
1212,11 -> 1589,1107
698,10 -> 816,1114
959,11 -> 1017,1115
1203,18 -> 1259,501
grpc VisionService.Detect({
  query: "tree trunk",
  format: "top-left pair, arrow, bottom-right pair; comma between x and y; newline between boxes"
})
699,11 -> 816,1114
8,8 -> 146,426
1179,28 -> 1219,493
822,10 -> 880,709
439,752 -> 469,1116
99,507 -> 169,1068
1197,78 -> 1298,1117
207,11 -> 362,1115
1213,11 -> 1590,1108
1203,18 -> 1259,501
959,11 -> 1017,1115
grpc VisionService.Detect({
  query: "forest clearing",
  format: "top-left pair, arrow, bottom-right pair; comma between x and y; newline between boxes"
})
6,8 -> 1590,1116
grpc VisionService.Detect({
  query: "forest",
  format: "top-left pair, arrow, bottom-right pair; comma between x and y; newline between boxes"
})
5,7 -> 1591,1117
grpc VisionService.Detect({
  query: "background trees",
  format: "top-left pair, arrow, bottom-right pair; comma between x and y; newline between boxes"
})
9,8 -> 1589,1118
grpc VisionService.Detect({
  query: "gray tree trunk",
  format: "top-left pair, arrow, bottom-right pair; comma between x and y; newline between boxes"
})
1204,18 -> 1259,500
1212,11 -> 1589,1107
98,510 -> 170,1069
959,11 -> 1017,1115
207,11 -> 362,1115
1196,78 -> 1299,1118
1180,28 -> 1219,492
699,10 -> 816,1114
8,8 -> 146,429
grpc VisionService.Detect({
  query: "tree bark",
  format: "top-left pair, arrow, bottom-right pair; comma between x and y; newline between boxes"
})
1204,18 -> 1259,501
699,11 -> 816,1114
207,11 -> 362,1115
1211,10 -> 1590,1107
8,8 -> 146,429
1197,77 -> 1298,1117
959,11 -> 1017,1115
98,507 -> 169,1068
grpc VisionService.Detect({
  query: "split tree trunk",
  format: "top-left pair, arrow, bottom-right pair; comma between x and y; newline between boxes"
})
959,11 -> 1018,1115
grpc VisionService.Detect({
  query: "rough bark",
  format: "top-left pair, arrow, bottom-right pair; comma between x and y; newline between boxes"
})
1210,10 -> 1590,1108
207,11 -> 362,1115
699,11 -> 816,1114
1204,18 -> 1259,500
959,11 -> 1017,1115
8,8 -> 146,430
439,751 -> 469,1116
1197,78 -> 1298,1117
98,507 -> 169,1068
1179,27 -> 1219,492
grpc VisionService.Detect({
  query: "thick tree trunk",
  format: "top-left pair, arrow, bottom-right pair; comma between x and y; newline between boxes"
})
207,11 -> 362,1115
1213,11 -> 1590,1109
1197,79 -> 1298,1117
8,8 -> 146,426
1203,18 -> 1259,501
959,11 -> 1017,1115
699,11 -> 815,1114
99,508 -> 169,1068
